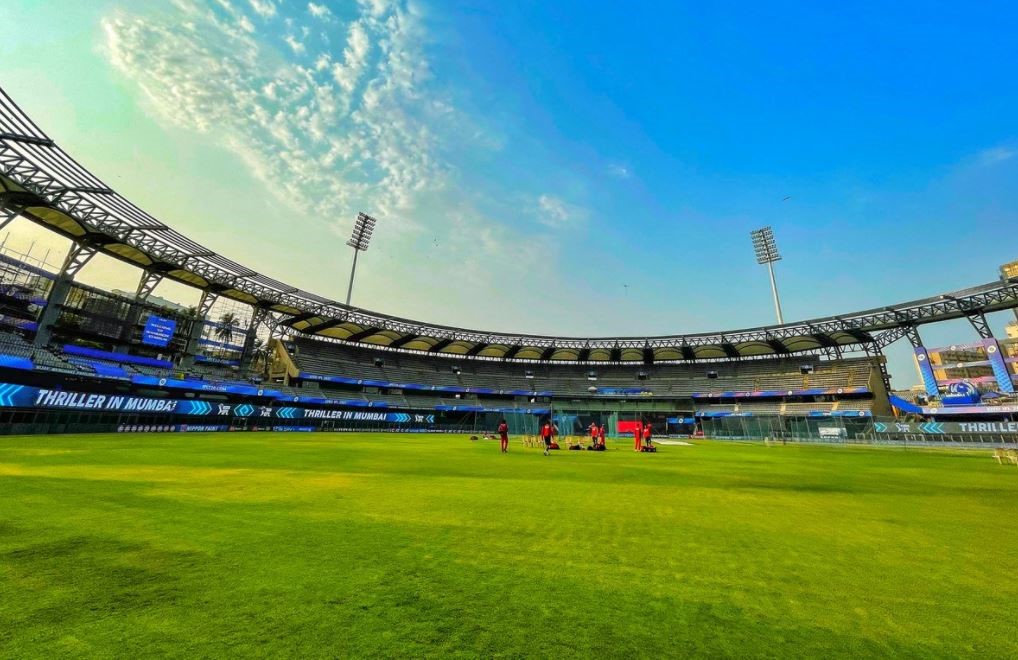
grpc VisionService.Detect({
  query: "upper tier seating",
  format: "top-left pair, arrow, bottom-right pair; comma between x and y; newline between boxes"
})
288,337 -> 878,400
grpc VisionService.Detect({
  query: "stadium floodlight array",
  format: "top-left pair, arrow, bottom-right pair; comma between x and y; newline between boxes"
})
750,226 -> 785,324
345,212 -> 379,307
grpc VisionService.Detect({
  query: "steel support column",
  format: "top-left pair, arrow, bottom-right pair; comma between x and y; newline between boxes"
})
196,291 -> 218,317
182,291 -> 219,367
135,271 -> 164,301
864,342 -> 893,394
0,202 -> 22,232
60,243 -> 97,278
965,311 -> 994,339
263,312 -> 287,340
116,271 -> 167,353
903,325 -> 923,349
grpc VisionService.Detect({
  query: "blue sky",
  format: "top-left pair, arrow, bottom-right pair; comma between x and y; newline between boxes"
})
1,0 -> 1017,386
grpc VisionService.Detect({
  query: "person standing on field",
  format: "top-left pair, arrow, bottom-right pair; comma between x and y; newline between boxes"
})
643,422 -> 653,449
541,421 -> 553,456
498,419 -> 509,453
598,423 -> 606,448
634,421 -> 643,452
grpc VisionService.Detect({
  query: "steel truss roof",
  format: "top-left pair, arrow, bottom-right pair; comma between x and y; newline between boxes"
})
2,85 -> 1017,362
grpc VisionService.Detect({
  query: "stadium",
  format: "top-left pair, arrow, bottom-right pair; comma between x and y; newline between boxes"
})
3,5 -> 1018,656
2,87 -> 1017,440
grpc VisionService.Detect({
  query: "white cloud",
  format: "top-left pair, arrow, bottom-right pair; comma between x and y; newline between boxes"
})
359,0 -> 391,18
101,0 -> 442,229
331,22 -> 370,93
537,194 -> 587,229
99,0 -> 582,328
608,163 -> 632,179
284,34 -> 306,55
308,2 -> 331,19
975,146 -> 1016,167
247,0 -> 276,18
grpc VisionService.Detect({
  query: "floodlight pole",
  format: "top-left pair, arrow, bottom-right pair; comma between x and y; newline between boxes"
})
345,248 -> 359,307
344,212 -> 378,307
751,226 -> 785,325
766,260 -> 784,325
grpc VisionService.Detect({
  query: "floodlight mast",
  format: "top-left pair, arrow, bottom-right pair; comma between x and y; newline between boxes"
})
750,226 -> 784,324
345,212 -> 378,307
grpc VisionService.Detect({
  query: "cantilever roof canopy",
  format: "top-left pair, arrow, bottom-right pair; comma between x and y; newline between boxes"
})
3,85 -> 1018,362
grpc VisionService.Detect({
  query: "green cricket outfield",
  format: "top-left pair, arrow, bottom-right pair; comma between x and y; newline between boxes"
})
1,433 -> 1016,657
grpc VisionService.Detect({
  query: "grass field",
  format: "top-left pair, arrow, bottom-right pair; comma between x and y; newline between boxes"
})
1,433 -> 1017,657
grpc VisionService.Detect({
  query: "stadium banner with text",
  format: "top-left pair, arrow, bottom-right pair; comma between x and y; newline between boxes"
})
0,382 -> 434,425
872,420 -> 1018,435
981,338 -> 1016,394
919,403 -> 1018,415
697,410 -> 871,418
691,386 -> 870,399
194,355 -> 241,367
131,374 -> 282,398
913,347 -> 941,397
142,315 -> 177,347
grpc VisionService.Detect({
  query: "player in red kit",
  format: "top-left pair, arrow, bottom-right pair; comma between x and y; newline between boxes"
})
589,422 -> 599,447
541,421 -> 553,456
634,421 -> 643,452
497,419 -> 509,453
598,423 -> 606,448
643,422 -> 653,450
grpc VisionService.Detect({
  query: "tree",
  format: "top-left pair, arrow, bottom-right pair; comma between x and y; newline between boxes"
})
215,312 -> 238,345
214,312 -> 239,358
249,337 -> 273,377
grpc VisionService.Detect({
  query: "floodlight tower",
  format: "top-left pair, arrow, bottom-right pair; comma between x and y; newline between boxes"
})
345,212 -> 378,307
750,226 -> 784,325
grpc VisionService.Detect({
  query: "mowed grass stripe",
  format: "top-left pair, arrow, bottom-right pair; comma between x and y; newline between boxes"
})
1,433 -> 1016,657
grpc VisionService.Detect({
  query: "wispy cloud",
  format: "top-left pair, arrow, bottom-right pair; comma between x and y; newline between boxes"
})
536,194 -> 587,229
975,145 -> 1016,167
101,0 -> 442,230
331,21 -> 370,93
247,0 -> 276,19
283,34 -> 306,54
607,163 -> 632,179
308,2 -> 331,20
98,0 -> 570,326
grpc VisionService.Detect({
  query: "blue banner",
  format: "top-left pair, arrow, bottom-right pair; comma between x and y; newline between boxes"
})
0,381 -> 438,425
194,354 -> 241,367
142,315 -> 177,347
197,337 -> 245,352
981,338 -> 1016,394
63,344 -> 173,369
0,317 -> 39,332
691,386 -> 870,399
0,354 -> 34,371
913,347 -> 941,397
131,374 -> 281,398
